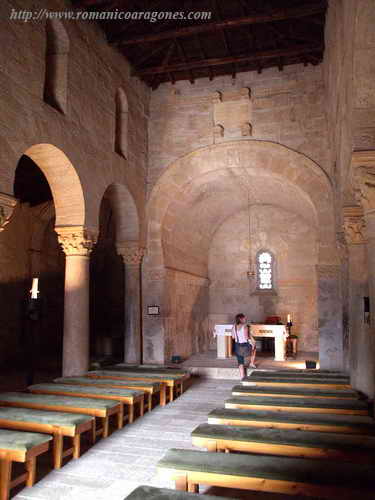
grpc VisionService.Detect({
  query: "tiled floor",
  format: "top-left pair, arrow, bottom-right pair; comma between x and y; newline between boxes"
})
13,377 -> 321,500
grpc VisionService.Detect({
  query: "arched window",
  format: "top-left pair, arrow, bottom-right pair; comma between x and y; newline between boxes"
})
256,250 -> 274,290
44,20 -> 70,114
115,88 -> 129,158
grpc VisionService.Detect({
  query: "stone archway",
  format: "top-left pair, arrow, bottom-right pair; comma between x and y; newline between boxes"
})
22,144 -> 92,376
144,140 -> 340,368
95,183 -> 144,364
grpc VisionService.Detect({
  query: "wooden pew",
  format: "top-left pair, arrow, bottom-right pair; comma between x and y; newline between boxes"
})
124,485 -> 228,500
242,374 -> 351,390
97,367 -> 190,399
54,376 -> 165,410
0,407 -> 93,469
0,429 -> 52,500
250,371 -> 350,381
29,384 -> 144,425
87,370 -> 186,402
225,395 -> 369,415
191,423 -> 375,462
0,392 -> 121,440
157,448 -> 375,499
208,408 -> 375,435
232,384 -> 360,400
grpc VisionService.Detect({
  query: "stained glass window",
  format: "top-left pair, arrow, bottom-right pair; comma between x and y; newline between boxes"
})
257,251 -> 273,290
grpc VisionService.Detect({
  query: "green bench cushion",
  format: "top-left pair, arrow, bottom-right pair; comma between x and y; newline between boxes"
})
114,364 -> 189,376
124,486 -> 229,500
0,392 -> 119,410
88,370 -> 182,381
225,396 -> 368,410
192,423 -> 375,451
0,406 -> 93,428
30,383 -> 144,399
158,449 -> 375,488
208,408 -> 375,431
0,429 -> 53,452
232,385 -> 359,398
243,375 -> 349,385
251,371 -> 350,381
268,370 -> 346,376
55,377 -> 161,391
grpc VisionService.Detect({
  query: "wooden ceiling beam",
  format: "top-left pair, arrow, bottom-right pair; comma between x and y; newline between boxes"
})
111,2 -> 327,45
134,45 -> 323,75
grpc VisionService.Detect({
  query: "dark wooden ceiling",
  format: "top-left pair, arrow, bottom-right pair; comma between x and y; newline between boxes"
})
71,0 -> 327,89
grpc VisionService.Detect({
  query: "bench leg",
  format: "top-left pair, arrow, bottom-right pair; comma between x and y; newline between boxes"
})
188,483 -> 198,493
118,406 -> 124,429
53,434 -> 63,469
148,393 -> 152,412
103,416 -> 109,438
92,420 -> 97,444
180,382 -> 184,395
139,398 -> 144,417
175,474 -> 187,491
0,459 -> 12,500
160,385 -> 167,406
169,385 -> 174,402
128,404 -> 134,424
206,440 -> 217,452
73,434 -> 81,459
25,457 -> 36,487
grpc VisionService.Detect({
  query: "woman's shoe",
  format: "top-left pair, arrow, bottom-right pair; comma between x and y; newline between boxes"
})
249,363 -> 257,369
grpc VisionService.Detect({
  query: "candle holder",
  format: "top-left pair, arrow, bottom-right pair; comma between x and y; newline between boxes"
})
286,321 -> 293,337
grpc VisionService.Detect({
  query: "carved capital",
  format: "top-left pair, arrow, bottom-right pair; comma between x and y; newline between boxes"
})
117,241 -> 145,266
56,226 -> 97,256
0,193 -> 17,231
241,122 -> 252,137
212,91 -> 222,104
351,151 -> 375,213
343,206 -> 366,245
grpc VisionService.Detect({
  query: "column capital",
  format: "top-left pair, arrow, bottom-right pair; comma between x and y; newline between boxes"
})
352,151 -> 375,214
343,206 -> 366,245
117,241 -> 145,266
0,193 -> 17,232
56,226 -> 97,256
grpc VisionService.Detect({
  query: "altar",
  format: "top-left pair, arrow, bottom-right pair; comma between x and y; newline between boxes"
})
213,324 -> 287,362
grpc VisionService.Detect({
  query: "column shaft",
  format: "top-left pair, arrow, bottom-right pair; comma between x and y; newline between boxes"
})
124,264 -> 142,364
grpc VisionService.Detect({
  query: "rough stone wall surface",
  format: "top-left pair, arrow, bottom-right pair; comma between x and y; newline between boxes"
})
208,206 -> 318,352
0,0 -> 149,231
148,64 -> 330,195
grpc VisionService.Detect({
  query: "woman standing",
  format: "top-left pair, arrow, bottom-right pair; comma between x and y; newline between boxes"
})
232,313 -> 256,379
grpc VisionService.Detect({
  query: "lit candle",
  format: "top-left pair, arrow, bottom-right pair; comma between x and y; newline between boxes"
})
30,278 -> 39,299
287,314 -> 291,323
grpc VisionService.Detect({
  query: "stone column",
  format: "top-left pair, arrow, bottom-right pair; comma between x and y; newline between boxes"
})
352,160 -> 375,325
343,206 -> 369,388
316,264 -> 344,370
56,227 -> 97,376
117,242 -> 144,364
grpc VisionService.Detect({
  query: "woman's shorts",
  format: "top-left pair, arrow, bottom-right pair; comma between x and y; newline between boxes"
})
234,342 -> 252,365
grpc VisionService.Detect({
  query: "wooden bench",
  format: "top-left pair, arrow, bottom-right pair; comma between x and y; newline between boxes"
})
0,392 -> 121,440
232,384 -> 360,400
242,375 -> 351,390
0,407 -> 93,469
54,376 -> 165,410
251,371 -> 350,381
191,423 -> 375,462
102,367 -> 190,399
124,485 -> 228,500
266,369 -> 347,377
208,408 -> 375,434
29,384 -> 144,425
157,448 -> 375,499
87,370 -> 186,402
225,395 -> 369,415
0,429 -> 52,500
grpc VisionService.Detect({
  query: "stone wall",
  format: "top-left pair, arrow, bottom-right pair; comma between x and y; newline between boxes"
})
0,0 -> 149,369
208,206 -> 318,352
148,63 -> 331,195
